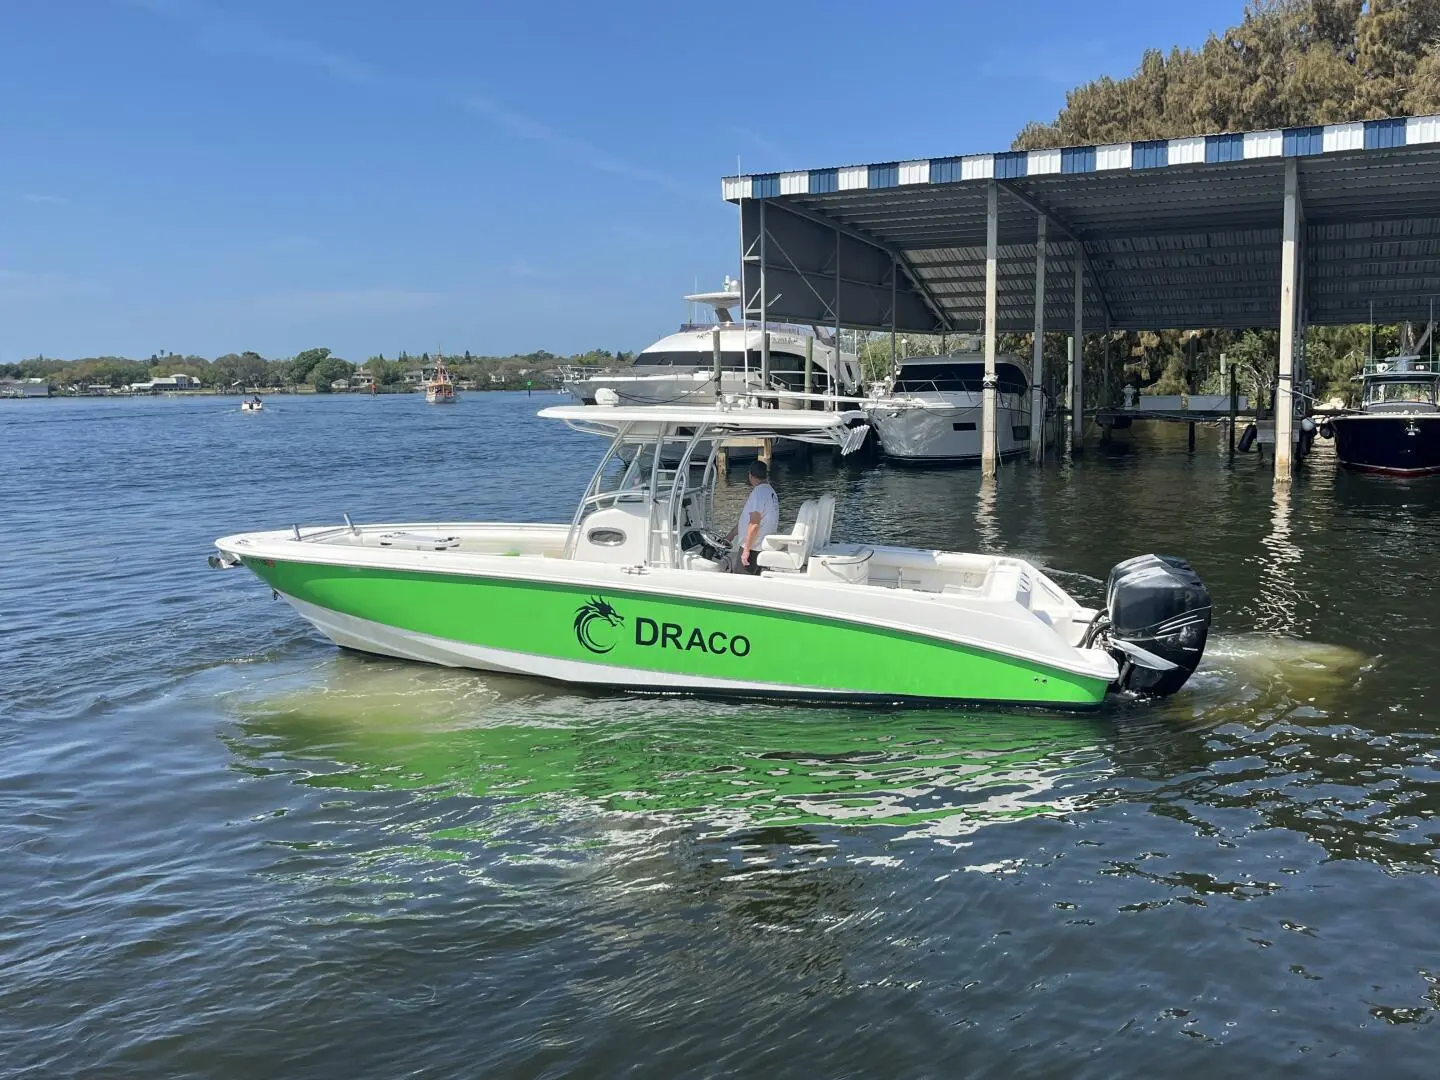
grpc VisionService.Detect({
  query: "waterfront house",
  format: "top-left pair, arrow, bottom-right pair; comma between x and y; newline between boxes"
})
128,374 -> 203,394
0,377 -> 50,398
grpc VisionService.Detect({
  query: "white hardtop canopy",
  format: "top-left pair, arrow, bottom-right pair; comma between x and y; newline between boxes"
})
538,403 -> 871,450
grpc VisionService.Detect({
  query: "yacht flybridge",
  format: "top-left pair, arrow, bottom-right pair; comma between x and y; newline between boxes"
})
563,283 -> 860,408
211,404 -> 1212,707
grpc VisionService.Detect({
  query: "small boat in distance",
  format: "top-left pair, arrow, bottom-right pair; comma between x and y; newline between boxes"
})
425,357 -> 458,404
1326,354 -> 1440,475
241,395 -> 264,412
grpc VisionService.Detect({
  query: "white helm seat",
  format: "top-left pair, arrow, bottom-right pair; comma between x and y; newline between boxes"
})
811,494 -> 836,552
757,498 -> 819,571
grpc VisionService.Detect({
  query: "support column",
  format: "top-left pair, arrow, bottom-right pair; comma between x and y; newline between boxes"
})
1030,216 -> 1047,463
982,181 -> 999,477
889,255 -> 898,382
759,201 -> 769,393
832,229 -> 841,411
1071,243 -> 1084,450
1276,159 -> 1300,481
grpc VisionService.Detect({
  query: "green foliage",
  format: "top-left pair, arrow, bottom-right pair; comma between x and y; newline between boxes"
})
1006,0 -> 1440,407
365,356 -> 407,386
1014,0 -> 1440,151
8,345 -> 607,393
290,347 -> 332,385
308,356 -> 354,392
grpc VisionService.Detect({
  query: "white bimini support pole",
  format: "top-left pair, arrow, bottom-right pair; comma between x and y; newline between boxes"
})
1276,158 -> 1300,482
982,181 -> 999,478
1031,215 -> 1047,463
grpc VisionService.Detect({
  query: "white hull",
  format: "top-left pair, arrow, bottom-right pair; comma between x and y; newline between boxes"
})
872,395 -> 1031,462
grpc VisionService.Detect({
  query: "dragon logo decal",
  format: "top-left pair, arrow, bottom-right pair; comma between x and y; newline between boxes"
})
574,596 -> 624,654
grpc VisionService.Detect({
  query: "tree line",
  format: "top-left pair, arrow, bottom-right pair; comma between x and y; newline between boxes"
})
1003,0 -> 1440,408
1,347 -> 634,393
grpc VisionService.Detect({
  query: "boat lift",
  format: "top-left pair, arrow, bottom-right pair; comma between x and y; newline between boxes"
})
725,114 -> 1440,483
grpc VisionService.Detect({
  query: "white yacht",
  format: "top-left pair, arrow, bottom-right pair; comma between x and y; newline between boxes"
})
564,282 -> 860,408
869,349 -> 1033,464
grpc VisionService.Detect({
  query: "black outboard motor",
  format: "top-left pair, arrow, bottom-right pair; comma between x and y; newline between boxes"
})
1102,554 -> 1212,696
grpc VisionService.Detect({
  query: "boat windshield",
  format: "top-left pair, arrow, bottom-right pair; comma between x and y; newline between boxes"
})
635,349 -> 810,372
894,361 -> 1028,395
1364,378 -> 1438,406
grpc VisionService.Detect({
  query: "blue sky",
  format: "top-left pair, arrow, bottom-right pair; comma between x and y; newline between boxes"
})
1,0 -> 1246,362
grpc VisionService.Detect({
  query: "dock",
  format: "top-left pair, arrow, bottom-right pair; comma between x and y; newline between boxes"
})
724,113 -> 1440,485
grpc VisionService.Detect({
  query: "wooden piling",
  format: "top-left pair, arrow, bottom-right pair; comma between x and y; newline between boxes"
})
804,337 -> 814,405
1227,360 -> 1238,456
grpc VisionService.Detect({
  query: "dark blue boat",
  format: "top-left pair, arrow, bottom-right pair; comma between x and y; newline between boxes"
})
1328,355 -> 1440,476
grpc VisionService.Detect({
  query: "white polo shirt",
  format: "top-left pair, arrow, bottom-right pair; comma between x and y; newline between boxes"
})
737,482 -> 779,547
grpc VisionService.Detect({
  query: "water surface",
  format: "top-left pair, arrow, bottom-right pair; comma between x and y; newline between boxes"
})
1,393 -> 1434,1077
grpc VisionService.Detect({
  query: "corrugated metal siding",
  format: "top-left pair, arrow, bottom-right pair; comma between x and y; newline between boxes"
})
751,173 -> 780,198
779,171 -> 807,195
994,151 -> 1027,179
1205,133 -> 1244,162
930,157 -> 962,183
808,168 -> 837,195
1244,130 -> 1283,158
1096,143 -> 1132,170
868,163 -> 899,188
899,160 -> 930,185
1028,148 -> 1062,175
1366,118 -> 1407,149
1407,115 -> 1440,144
721,176 -> 750,200
961,155 -> 994,180
1132,140 -> 1168,169
1283,126 -> 1324,156
1323,122 -> 1365,152
1168,136 -> 1205,165
1061,146 -> 1096,173
722,116 -> 1440,332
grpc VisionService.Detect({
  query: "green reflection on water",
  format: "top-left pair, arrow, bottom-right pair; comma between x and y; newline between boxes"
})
222,656 -> 1112,834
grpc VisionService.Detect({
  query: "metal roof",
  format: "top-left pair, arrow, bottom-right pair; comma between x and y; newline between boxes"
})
722,116 -> 1440,332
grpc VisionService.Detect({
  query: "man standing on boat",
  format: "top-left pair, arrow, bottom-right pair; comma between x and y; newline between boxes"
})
726,460 -> 779,574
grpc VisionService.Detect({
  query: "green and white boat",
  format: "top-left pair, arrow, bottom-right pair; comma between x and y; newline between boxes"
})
212,404 -> 1212,708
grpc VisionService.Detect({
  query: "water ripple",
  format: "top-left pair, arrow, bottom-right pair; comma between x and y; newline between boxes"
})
2,399 -> 1438,1076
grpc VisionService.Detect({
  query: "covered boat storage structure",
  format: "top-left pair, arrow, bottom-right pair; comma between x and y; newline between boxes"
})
722,115 -> 1440,480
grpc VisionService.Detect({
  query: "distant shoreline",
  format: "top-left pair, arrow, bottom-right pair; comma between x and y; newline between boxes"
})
1,385 -> 563,400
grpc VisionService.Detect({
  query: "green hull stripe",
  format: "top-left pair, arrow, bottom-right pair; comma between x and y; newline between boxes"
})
243,559 -> 1110,706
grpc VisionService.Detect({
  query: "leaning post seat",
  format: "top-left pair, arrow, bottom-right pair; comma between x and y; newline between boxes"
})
757,499 -> 820,571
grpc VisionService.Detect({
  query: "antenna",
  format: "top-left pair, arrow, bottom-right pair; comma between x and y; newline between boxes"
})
737,153 -> 750,383
1369,300 -> 1375,361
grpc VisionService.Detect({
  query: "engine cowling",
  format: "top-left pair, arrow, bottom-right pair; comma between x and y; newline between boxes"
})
1104,554 -> 1212,696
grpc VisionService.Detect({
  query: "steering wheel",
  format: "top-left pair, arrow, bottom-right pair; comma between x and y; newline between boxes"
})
698,528 -> 730,552
683,528 -> 730,562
